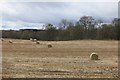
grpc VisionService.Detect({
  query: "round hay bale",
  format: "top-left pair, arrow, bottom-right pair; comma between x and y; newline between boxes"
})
30,38 -> 33,41
90,53 -> 98,60
9,40 -> 13,43
2,39 -> 4,41
48,44 -> 52,48
36,41 -> 40,44
1,38 -> 4,41
33,39 -> 37,42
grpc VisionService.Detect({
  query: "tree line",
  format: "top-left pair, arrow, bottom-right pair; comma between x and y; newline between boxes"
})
1,16 -> 120,41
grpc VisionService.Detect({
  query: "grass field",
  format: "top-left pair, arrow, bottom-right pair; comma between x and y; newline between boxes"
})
1,39 -> 118,78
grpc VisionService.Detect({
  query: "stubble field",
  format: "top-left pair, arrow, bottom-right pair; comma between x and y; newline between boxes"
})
1,39 -> 118,78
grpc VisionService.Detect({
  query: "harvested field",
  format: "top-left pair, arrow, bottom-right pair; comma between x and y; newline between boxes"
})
1,39 -> 118,78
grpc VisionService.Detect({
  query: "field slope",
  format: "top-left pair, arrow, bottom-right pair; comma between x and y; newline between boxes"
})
2,39 -> 118,78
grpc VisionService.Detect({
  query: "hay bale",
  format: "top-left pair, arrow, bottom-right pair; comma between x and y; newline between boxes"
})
1,38 -> 4,41
9,40 -> 13,43
30,38 -> 33,41
33,39 -> 37,42
36,41 -> 40,44
48,44 -> 52,48
2,39 -> 4,41
90,53 -> 98,60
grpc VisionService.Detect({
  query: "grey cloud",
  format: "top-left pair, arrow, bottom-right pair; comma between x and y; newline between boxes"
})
1,2 -> 118,30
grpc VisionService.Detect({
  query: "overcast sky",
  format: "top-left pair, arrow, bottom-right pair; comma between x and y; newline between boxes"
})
0,1 -> 118,30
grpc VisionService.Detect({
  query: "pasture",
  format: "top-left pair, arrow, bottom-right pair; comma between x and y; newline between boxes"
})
1,39 -> 118,78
